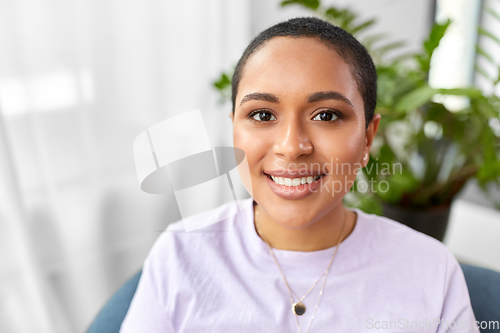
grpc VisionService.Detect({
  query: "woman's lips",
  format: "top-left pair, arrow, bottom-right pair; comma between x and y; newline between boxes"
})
264,172 -> 326,200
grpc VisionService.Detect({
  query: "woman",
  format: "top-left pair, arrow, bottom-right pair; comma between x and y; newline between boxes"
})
121,17 -> 478,333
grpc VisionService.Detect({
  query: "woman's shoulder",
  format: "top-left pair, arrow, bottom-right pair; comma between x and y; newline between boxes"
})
350,208 -> 463,298
352,207 -> 453,264
168,199 -> 245,230
146,199 -> 251,259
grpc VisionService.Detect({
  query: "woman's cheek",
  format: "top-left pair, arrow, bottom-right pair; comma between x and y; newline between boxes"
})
321,134 -> 364,189
233,124 -> 268,195
233,126 -> 267,168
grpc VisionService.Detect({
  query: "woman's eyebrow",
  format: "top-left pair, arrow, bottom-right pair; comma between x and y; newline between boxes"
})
307,91 -> 353,106
239,91 -> 353,107
239,93 -> 280,106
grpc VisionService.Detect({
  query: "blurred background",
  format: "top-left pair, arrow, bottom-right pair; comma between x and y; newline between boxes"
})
0,0 -> 499,332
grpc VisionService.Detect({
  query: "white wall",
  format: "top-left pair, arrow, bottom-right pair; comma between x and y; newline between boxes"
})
250,0 -> 435,58
444,199 -> 500,272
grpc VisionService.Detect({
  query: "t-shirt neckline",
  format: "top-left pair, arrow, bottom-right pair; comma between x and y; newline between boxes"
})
240,197 -> 369,269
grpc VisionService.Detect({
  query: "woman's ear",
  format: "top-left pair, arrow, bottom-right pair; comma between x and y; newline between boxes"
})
229,111 -> 234,122
362,113 -> 381,167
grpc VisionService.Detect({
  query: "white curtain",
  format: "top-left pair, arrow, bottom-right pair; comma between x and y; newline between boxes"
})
0,0 -> 250,332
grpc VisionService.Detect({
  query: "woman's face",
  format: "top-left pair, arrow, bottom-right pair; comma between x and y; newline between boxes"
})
232,36 -> 380,229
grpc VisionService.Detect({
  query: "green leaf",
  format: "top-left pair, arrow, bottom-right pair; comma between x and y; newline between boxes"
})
362,32 -> 389,46
324,7 -> 343,19
417,19 -> 451,72
323,7 -> 359,33
280,0 -> 319,10
486,7 -> 500,22
475,64 -> 493,82
476,145 -> 500,184
478,26 -> 500,47
476,45 -> 496,65
390,52 -> 417,63
437,88 -> 482,98
473,97 -> 499,118
341,11 -> 356,30
374,41 -> 406,55
348,194 -> 383,215
424,19 -> 451,59
213,73 -> 231,91
376,171 -> 419,204
351,18 -> 376,35
415,54 -> 430,73
495,68 -> 500,86
395,85 -> 437,111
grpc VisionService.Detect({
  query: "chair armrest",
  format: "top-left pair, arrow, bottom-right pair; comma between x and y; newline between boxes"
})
87,270 -> 142,333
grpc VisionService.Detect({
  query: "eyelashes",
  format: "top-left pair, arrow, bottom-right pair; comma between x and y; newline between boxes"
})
248,110 -> 276,122
247,109 -> 343,123
312,110 -> 342,122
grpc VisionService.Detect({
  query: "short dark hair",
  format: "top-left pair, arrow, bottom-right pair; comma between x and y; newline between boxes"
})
231,16 -> 377,129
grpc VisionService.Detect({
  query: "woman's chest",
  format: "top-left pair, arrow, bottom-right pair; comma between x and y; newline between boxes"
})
165,263 -> 442,333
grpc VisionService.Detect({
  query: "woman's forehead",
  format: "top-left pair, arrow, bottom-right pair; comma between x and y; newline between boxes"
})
236,37 -> 363,110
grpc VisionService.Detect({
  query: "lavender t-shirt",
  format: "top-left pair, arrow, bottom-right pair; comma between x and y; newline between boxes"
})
120,198 -> 479,332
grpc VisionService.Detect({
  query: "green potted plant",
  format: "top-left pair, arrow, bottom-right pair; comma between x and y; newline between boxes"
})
213,0 -> 500,241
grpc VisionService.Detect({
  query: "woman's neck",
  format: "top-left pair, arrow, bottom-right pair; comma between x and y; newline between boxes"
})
253,202 -> 357,252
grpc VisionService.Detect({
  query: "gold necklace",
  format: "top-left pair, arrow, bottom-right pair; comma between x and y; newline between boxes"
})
254,206 -> 347,333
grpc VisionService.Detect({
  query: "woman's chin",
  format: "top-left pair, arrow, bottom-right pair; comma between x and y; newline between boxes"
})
264,209 -> 319,229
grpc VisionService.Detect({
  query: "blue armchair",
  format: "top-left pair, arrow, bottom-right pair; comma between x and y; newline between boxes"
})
87,271 -> 142,333
460,264 -> 500,332
87,263 -> 500,333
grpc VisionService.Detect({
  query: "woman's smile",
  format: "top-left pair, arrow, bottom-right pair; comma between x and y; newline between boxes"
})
264,170 -> 327,200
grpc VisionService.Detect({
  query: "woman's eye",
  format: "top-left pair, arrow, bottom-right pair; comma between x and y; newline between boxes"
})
313,111 -> 339,122
251,111 -> 276,122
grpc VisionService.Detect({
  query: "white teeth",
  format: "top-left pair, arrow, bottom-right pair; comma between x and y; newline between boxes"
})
270,175 -> 322,186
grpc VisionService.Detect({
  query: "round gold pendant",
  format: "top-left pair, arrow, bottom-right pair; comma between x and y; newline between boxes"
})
293,302 -> 306,316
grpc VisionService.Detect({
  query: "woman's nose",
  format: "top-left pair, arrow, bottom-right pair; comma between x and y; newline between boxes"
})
272,118 -> 313,160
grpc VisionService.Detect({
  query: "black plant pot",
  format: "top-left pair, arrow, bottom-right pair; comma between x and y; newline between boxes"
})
381,202 -> 451,242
